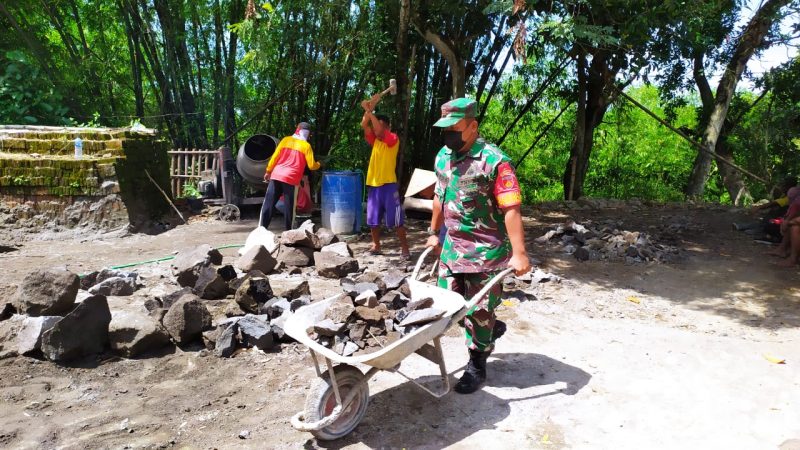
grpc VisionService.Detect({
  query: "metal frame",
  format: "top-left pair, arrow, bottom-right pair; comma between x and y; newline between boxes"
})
291,248 -> 513,433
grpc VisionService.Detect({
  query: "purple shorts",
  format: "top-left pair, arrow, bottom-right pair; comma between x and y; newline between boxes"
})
367,183 -> 404,228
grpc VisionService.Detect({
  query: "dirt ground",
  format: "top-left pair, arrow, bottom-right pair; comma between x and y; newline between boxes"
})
1,203 -> 799,449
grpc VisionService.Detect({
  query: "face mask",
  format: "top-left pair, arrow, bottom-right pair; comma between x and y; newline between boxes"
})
442,130 -> 465,151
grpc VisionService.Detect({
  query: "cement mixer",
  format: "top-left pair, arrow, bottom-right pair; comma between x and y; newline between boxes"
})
216,134 -> 278,221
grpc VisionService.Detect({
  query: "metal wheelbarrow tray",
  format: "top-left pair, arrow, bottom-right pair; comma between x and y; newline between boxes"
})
284,248 -> 512,440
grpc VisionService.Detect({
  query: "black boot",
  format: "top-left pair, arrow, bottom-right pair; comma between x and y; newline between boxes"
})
454,349 -> 489,394
493,320 -> 507,341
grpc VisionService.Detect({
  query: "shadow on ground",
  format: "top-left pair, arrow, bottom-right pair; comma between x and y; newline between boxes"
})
527,205 -> 800,330
312,352 -> 590,449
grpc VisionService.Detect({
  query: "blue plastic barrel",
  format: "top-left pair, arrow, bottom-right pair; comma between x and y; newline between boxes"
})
321,171 -> 363,234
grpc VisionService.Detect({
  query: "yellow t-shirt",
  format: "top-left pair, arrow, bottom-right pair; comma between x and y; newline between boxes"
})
775,196 -> 789,207
365,130 -> 399,187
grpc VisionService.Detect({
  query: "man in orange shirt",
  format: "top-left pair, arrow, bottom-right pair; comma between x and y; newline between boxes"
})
360,100 -> 410,259
261,122 -> 321,230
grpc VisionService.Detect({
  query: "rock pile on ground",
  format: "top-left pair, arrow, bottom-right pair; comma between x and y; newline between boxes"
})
0,222 -> 378,363
536,220 -> 683,264
306,270 -> 444,356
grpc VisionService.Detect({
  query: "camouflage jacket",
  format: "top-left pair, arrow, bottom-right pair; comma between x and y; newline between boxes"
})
434,138 -> 512,275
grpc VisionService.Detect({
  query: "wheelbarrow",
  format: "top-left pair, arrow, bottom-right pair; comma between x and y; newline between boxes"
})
284,247 -> 513,440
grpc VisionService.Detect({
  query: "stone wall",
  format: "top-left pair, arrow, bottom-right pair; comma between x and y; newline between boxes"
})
0,125 -> 173,236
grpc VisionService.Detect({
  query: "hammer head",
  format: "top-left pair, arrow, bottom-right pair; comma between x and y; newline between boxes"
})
389,79 -> 397,95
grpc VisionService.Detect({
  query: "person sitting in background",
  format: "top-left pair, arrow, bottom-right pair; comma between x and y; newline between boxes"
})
769,186 -> 800,259
733,178 -> 797,241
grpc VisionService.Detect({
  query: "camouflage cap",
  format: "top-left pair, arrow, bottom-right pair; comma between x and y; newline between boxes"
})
433,98 -> 477,127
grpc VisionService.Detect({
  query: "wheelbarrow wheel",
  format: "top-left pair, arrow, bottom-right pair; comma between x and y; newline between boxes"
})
304,364 -> 369,441
218,204 -> 240,222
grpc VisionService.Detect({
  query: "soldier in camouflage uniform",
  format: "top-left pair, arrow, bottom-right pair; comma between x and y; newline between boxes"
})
425,97 -> 531,394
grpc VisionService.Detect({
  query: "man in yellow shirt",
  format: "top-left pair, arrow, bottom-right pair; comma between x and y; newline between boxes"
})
360,101 -> 410,258
261,122 -> 321,230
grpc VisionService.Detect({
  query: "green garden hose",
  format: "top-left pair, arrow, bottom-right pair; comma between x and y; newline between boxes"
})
87,243 -> 244,274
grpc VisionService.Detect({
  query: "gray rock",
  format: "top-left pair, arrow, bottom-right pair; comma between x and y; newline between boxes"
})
12,268 -> 79,316
1,303 -> 16,321
320,242 -> 353,258
162,295 -> 212,344
354,290 -> 378,307
89,276 -> 137,296
340,278 -> 357,296
379,291 -> 408,310
407,297 -> 434,310
276,245 -> 315,267
217,265 -> 238,282
41,295 -> 111,361
193,266 -> 229,300
382,270 -> 407,291
355,272 -> 387,293
143,297 -> 162,313
171,244 -> 223,287
0,315 -> 25,359
237,314 -> 274,350
215,322 -> 238,357
355,304 -> 391,323
324,295 -> 355,323
573,247 -> 590,261
95,268 -> 137,285
395,309 -> 409,324
16,316 -> 61,355
354,282 -> 380,296
349,321 -> 367,342
235,275 -> 273,314
398,308 -> 444,327
79,271 -> 99,290
290,296 -> 310,312
263,297 -> 291,320
314,252 -> 359,279
313,319 -> 345,337
235,245 -> 277,274
160,287 -> 194,310
315,227 -> 339,248
399,281 -> 412,298
342,341 -> 359,356
280,228 -> 317,248
269,278 -> 310,300
108,310 -> 170,357
238,227 -> 278,257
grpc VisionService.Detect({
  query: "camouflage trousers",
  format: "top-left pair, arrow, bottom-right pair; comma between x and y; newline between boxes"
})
437,271 -> 502,352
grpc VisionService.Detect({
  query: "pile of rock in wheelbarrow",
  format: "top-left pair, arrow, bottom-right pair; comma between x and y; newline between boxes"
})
307,271 -> 446,357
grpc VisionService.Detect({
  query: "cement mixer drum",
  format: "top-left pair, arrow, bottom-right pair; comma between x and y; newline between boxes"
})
237,134 -> 278,187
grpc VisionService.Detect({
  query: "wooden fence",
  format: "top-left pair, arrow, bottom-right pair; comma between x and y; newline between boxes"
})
168,148 -> 219,198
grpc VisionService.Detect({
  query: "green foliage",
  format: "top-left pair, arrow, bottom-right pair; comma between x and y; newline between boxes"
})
584,85 -> 698,201
181,183 -> 202,199
0,51 -> 69,125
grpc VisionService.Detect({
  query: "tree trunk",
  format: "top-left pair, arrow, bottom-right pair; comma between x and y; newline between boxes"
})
684,0 -> 791,199
412,21 -> 466,98
563,51 -> 614,200
395,0 -> 412,183
223,0 -> 243,146
715,135 -> 750,205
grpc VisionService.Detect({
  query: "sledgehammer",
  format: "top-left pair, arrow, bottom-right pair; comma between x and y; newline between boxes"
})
362,79 -> 397,111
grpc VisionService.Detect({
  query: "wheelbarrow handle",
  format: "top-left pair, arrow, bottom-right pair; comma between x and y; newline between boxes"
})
450,267 -> 515,325
411,246 -> 435,281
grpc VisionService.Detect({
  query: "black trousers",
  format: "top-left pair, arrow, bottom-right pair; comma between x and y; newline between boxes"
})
260,179 -> 296,230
